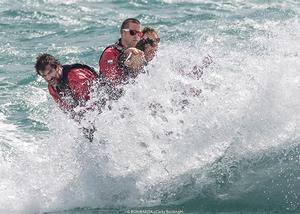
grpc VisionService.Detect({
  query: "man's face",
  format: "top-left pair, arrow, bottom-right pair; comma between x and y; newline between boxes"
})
39,64 -> 62,86
121,22 -> 142,48
143,32 -> 160,62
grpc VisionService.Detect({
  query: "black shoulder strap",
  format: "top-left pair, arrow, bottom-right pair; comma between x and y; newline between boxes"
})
55,64 -> 97,107
62,64 -> 98,79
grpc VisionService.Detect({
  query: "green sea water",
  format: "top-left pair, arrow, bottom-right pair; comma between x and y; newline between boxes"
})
1,0 -> 300,213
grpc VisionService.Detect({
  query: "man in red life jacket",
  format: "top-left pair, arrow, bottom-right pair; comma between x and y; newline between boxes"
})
99,18 -> 145,84
35,53 -> 98,141
35,53 -> 98,112
118,27 -> 160,76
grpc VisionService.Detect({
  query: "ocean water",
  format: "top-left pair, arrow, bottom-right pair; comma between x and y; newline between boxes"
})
1,0 -> 300,213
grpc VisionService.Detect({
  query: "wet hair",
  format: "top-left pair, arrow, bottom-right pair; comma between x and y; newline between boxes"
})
136,38 -> 155,51
142,27 -> 157,35
120,18 -> 140,33
137,27 -> 159,51
35,53 -> 61,75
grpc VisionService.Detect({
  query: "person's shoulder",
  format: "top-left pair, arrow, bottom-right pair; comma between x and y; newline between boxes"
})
68,65 -> 97,80
102,46 -> 120,55
99,46 -> 120,66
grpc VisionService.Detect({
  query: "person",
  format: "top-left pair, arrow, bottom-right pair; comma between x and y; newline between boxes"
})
98,18 -> 145,84
136,27 -> 160,62
118,27 -> 160,76
35,53 -> 98,140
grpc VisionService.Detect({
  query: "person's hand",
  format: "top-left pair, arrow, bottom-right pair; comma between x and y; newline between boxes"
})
123,48 -> 146,71
123,47 -> 143,56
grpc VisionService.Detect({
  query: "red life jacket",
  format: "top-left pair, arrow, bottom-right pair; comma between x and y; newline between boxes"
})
99,39 -> 127,83
48,64 -> 98,110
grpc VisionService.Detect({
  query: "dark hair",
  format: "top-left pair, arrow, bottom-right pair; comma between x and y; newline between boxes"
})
136,38 -> 155,51
142,27 -> 157,35
120,18 -> 140,33
35,53 -> 61,75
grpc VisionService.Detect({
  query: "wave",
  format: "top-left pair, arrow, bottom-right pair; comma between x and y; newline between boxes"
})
0,1 -> 299,213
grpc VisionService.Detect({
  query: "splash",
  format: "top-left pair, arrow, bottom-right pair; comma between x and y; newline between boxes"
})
1,1 -> 300,213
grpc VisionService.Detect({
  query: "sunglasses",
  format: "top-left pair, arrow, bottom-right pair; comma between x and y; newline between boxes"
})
144,38 -> 157,47
146,38 -> 162,47
122,29 -> 142,37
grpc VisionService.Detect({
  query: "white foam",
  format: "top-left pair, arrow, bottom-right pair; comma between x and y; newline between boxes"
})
1,10 -> 300,214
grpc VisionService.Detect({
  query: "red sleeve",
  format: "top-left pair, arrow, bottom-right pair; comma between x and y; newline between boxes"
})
48,84 -> 74,110
68,68 -> 97,105
99,47 -> 123,83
